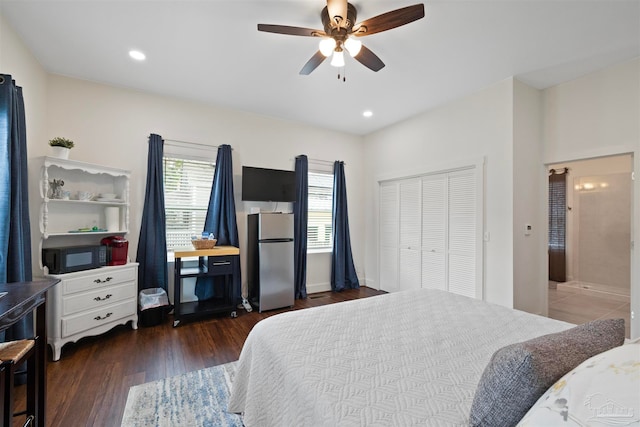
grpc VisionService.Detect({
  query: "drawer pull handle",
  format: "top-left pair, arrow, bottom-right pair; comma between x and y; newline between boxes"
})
94,312 -> 113,321
212,261 -> 231,266
94,294 -> 113,301
93,277 -> 113,284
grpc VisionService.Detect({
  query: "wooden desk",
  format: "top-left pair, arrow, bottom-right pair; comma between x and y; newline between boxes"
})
0,279 -> 59,427
173,246 -> 240,327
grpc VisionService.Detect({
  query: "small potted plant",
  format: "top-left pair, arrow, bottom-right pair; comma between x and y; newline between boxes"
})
49,137 -> 74,159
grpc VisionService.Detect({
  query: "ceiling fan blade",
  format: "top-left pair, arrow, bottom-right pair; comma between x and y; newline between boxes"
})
300,51 -> 327,75
352,4 -> 425,37
257,24 -> 326,37
326,0 -> 348,28
354,45 -> 385,72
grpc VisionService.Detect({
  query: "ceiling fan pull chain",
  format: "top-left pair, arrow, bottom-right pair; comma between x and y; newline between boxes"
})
337,65 -> 347,82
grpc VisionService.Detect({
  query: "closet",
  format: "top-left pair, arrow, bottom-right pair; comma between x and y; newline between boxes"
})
379,167 -> 482,299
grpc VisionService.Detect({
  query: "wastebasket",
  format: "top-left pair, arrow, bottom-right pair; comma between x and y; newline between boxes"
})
139,288 -> 170,327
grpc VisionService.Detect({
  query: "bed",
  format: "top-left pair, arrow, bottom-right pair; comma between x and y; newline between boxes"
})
227,289 -> 631,426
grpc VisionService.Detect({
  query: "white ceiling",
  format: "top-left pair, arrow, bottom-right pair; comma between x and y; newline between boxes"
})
1,1 -> 639,136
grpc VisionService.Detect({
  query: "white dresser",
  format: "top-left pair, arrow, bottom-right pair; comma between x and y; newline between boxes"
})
38,156 -> 138,361
46,263 -> 139,361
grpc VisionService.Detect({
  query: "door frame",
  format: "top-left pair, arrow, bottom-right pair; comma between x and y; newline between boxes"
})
543,151 -> 635,336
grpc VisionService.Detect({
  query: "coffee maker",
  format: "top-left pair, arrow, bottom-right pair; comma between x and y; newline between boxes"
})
100,235 -> 129,266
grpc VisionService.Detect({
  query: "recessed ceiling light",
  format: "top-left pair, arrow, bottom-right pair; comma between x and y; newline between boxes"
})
363,110 -> 373,118
129,50 -> 146,61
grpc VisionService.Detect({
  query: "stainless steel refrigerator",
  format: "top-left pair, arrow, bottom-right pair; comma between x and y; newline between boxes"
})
247,212 -> 294,312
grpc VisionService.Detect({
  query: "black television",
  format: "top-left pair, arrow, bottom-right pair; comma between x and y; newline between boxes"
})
242,166 -> 296,202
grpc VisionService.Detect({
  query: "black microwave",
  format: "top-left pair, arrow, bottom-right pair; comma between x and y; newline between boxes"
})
43,245 -> 107,274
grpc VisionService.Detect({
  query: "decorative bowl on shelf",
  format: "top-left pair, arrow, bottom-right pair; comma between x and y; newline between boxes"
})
191,239 -> 217,250
77,191 -> 94,201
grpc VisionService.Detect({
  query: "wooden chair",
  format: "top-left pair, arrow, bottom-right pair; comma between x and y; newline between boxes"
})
0,340 -> 36,427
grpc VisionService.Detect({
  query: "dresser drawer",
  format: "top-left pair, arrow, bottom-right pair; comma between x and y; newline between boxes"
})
63,267 -> 136,295
62,299 -> 136,337
207,256 -> 234,275
62,282 -> 136,316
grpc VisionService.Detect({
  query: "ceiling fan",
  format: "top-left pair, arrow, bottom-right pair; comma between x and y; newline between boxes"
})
257,1 -> 425,75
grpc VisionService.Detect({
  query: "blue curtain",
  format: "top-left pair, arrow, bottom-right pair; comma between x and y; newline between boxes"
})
135,134 -> 168,294
194,144 -> 240,302
293,155 -> 308,299
0,75 -> 33,346
331,161 -> 359,291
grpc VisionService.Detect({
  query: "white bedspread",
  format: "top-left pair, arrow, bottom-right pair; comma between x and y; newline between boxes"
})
228,289 -> 573,426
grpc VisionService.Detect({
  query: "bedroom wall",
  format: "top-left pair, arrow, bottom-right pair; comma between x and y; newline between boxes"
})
0,13 -> 49,281
512,80 -> 545,315
363,78 -> 515,308
541,58 -> 640,338
39,75 -> 366,297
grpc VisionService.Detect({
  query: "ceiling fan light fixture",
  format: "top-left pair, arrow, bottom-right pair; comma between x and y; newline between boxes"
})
319,38 -> 337,57
330,50 -> 345,67
344,37 -> 362,57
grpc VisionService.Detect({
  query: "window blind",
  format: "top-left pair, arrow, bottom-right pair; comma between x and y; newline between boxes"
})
163,157 -> 215,250
548,172 -> 567,251
308,172 -> 333,249
548,169 -> 567,282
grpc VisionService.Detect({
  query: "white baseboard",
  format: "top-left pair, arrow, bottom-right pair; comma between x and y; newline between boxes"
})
307,282 -> 331,294
306,277 -> 373,294
363,278 -> 377,290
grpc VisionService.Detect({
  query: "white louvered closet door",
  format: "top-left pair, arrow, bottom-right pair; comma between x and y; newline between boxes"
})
447,170 -> 477,298
379,182 -> 399,293
379,166 -> 481,298
399,179 -> 421,291
421,175 -> 447,290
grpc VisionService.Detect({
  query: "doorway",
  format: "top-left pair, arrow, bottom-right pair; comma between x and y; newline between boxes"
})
547,154 -> 632,338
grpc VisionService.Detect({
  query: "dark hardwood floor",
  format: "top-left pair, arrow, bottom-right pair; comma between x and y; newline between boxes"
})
12,287 -> 385,427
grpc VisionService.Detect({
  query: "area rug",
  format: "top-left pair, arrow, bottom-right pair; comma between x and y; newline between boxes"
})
121,361 -> 243,427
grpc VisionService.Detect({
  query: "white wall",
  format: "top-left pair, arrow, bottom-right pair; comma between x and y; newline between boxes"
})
513,79 -> 545,315
40,75 -> 365,296
363,58 -> 640,335
542,58 -> 640,337
364,78 -> 515,308
0,13 -> 49,279
543,59 -> 639,163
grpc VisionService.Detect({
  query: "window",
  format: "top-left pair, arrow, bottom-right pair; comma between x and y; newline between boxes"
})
308,171 -> 333,250
163,156 -> 215,251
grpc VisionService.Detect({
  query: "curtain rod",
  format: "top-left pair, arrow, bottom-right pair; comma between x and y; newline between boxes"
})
163,138 -> 223,150
161,138 -> 233,151
292,157 -> 343,165
549,167 -> 569,175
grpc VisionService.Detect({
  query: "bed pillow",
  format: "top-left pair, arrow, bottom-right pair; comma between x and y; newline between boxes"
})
517,342 -> 639,426
469,318 -> 625,427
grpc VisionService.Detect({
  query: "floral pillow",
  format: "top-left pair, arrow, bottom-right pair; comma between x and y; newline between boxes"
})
517,342 -> 640,426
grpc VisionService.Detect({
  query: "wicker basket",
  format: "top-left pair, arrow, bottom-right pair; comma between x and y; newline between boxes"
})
191,239 -> 217,250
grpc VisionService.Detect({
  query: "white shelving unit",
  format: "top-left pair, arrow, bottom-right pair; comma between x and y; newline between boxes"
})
39,156 -> 130,240
39,156 -> 138,361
